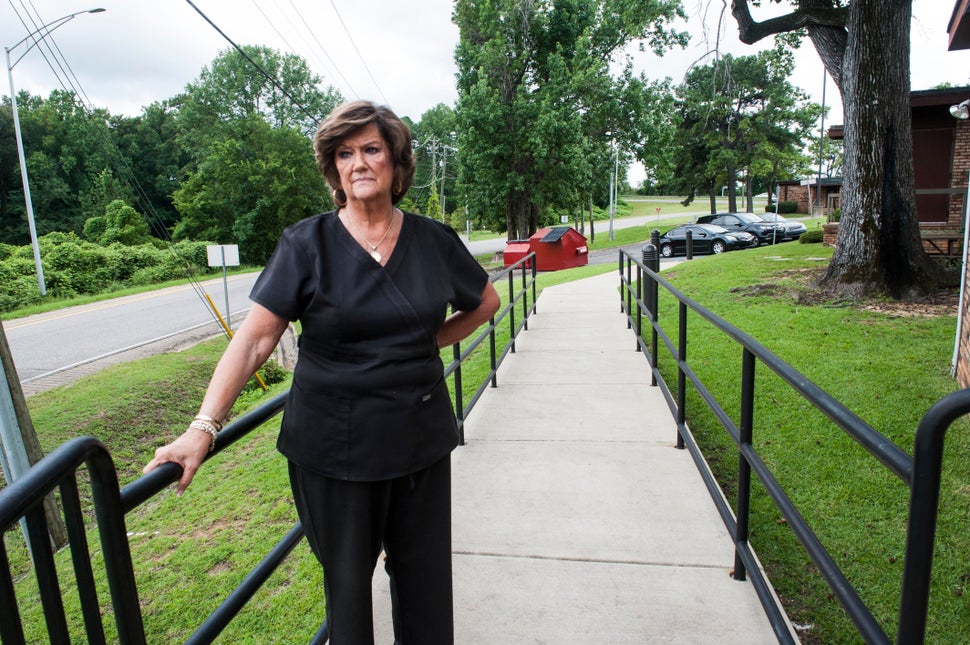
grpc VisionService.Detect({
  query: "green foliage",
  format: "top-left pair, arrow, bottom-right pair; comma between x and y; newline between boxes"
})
798,229 -> 823,243
0,235 -> 218,312
454,0 -> 685,239
82,199 -> 151,245
777,200 -> 798,214
172,116 -> 330,264
668,42 -> 818,210
425,187 -> 443,222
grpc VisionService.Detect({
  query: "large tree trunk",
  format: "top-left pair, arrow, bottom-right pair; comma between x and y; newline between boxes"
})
818,0 -> 938,298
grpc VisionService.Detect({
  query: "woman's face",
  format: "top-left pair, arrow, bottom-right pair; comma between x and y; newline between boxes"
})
335,123 -> 395,206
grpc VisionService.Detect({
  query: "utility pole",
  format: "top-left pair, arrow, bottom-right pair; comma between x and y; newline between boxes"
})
0,321 -> 67,546
439,143 -> 447,224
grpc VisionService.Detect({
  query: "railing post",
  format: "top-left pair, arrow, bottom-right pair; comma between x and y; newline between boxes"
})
897,389 -> 970,643
685,230 -> 694,260
454,342 -> 464,445
626,256 -> 633,329
651,228 -> 660,250
489,315 -> 498,388
642,244 -> 658,355
636,261 -> 643,352
619,251 -> 625,314
531,258 -> 537,314
521,262 -> 529,331
508,269 -> 517,353
676,302 -> 687,449
734,348 -> 756,582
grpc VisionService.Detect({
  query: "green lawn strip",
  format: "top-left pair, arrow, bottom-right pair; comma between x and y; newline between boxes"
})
650,243 -> 969,643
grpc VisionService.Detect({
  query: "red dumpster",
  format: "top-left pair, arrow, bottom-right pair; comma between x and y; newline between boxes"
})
503,239 -> 533,268
530,226 -> 588,271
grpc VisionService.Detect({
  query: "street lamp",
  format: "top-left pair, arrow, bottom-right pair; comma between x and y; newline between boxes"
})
5,8 -> 105,296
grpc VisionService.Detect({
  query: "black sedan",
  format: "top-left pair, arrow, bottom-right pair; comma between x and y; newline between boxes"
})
696,212 -> 786,246
657,224 -> 757,257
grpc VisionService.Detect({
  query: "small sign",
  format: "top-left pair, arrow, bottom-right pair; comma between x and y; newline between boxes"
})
206,244 -> 240,267
560,215 -> 568,223
655,207 -> 661,213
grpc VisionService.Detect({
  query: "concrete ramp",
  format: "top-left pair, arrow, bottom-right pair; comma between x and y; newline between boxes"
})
372,271 -> 784,643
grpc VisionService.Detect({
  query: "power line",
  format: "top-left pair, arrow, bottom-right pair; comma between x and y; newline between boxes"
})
285,0 -> 360,99
326,0 -> 389,104
183,0 -> 323,124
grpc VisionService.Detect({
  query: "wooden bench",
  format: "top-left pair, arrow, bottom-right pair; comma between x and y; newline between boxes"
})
920,229 -> 963,256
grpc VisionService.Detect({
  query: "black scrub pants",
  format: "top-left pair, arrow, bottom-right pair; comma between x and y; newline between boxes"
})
289,455 -> 454,645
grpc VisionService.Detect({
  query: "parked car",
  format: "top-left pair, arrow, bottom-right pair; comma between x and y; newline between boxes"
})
657,223 -> 757,257
763,213 -> 808,241
696,212 -> 786,246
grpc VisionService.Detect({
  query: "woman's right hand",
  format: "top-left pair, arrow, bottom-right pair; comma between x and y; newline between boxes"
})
143,429 -> 212,495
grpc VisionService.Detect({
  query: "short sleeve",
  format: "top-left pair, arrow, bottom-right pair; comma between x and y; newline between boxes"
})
250,228 -> 316,321
442,225 -> 489,312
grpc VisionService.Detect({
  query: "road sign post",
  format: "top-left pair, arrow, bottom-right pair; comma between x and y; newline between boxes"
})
206,245 -> 241,328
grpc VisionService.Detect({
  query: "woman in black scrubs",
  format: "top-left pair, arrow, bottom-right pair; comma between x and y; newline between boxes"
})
145,100 -> 501,644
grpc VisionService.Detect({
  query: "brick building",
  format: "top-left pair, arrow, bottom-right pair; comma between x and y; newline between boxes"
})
946,0 -> 970,387
776,177 -> 842,217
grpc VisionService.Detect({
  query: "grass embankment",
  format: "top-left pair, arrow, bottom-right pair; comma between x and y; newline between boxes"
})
651,243 -> 968,643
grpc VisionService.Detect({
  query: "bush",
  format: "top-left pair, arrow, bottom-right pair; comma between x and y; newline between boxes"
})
777,201 -> 798,214
799,230 -> 823,244
764,204 -> 776,213
0,236 -> 221,312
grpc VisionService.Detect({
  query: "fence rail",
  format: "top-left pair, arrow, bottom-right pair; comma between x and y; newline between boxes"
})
0,253 -> 537,644
621,245 -> 970,644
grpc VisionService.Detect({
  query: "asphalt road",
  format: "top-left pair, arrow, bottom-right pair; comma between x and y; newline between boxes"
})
5,273 -> 260,395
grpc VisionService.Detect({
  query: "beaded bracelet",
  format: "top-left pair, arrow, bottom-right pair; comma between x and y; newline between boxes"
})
193,414 -> 224,432
188,419 -> 219,453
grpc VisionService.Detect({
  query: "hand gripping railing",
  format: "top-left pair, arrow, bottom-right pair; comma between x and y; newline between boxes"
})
620,245 -> 970,644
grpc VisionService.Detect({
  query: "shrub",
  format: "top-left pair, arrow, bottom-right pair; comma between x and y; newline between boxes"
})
799,230 -> 823,244
777,201 -> 798,214
765,204 -> 776,213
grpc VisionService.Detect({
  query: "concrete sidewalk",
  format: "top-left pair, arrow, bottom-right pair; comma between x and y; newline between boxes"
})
372,271 -> 786,643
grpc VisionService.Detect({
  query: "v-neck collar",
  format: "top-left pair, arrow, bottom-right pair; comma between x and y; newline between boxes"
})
333,209 -> 409,271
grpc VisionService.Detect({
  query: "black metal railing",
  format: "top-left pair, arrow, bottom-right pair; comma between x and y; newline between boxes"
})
620,246 -> 970,644
0,253 -> 538,644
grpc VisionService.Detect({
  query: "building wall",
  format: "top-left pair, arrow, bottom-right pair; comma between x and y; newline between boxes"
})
777,184 -> 839,215
956,118 -> 970,388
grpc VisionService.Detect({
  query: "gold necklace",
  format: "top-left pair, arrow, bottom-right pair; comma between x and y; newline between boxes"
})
346,211 -> 395,262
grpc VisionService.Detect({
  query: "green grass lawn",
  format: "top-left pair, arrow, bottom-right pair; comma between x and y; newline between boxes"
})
5,239 -> 967,642
646,243 -> 968,643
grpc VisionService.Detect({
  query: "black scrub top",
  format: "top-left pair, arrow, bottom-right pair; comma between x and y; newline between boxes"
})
250,210 -> 489,481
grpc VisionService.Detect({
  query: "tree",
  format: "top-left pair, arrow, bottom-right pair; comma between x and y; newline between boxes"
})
669,42 -> 817,214
731,0 -> 942,298
109,101 -> 192,236
0,90 -> 118,243
454,0 -> 685,239
177,45 -> 342,149
172,116 -> 329,264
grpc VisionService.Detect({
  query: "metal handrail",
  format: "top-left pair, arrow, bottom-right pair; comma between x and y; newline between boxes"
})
0,253 -> 538,643
620,246 -> 970,644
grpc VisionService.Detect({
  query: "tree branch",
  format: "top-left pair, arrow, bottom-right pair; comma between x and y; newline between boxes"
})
731,1 -> 848,45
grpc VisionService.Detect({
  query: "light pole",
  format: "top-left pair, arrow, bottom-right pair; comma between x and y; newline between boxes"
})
5,7 -> 105,296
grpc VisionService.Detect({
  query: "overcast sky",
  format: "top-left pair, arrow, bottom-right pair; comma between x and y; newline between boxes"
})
3,0 -> 969,179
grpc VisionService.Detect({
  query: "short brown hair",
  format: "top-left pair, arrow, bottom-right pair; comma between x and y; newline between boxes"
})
313,100 -> 415,206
